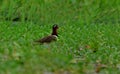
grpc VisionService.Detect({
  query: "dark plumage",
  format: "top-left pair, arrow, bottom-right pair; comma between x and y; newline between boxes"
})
35,24 -> 59,44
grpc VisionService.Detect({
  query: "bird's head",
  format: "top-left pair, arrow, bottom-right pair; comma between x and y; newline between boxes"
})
53,24 -> 59,30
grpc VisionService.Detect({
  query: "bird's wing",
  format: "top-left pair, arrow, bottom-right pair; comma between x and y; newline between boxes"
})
35,35 -> 57,43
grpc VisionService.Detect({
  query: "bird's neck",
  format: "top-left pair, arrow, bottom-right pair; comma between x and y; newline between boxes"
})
52,29 -> 58,36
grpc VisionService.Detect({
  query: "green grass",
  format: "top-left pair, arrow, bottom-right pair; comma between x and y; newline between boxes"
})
0,0 -> 120,74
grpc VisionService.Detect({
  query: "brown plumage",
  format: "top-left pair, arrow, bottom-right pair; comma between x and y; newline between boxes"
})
35,24 -> 59,44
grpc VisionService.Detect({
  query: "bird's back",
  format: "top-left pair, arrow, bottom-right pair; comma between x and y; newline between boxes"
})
35,35 -> 57,44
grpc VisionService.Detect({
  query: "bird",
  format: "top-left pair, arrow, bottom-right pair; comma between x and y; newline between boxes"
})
35,24 -> 59,44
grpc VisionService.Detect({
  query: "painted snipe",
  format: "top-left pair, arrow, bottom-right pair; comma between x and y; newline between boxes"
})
35,24 -> 59,44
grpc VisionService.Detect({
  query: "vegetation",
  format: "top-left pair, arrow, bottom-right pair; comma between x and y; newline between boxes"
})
0,0 -> 120,74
